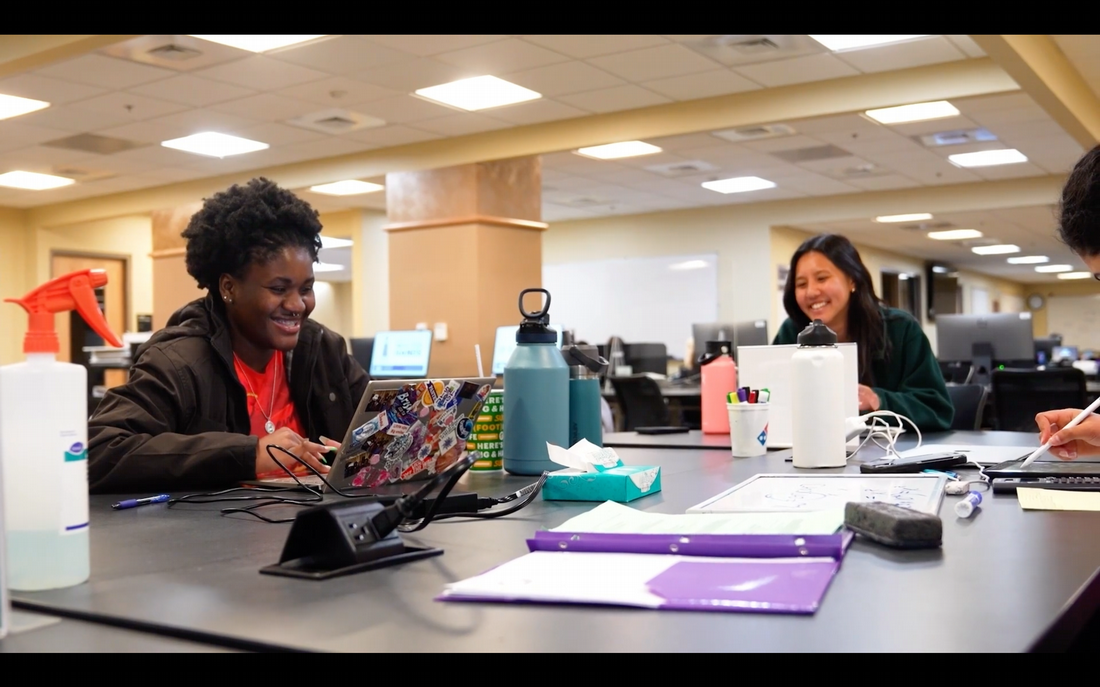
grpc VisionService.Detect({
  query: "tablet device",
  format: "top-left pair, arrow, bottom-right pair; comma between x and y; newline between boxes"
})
983,457 -> 1100,479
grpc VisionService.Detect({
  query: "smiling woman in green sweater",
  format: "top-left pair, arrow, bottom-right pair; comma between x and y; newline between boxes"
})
772,233 -> 954,432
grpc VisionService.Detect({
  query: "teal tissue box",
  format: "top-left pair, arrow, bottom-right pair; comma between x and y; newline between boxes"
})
542,465 -> 662,503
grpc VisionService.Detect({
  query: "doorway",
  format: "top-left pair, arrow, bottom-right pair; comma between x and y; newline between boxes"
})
50,253 -> 128,392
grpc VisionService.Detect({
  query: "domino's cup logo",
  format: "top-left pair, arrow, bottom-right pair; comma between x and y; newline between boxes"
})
757,424 -> 768,446
69,442 -> 84,453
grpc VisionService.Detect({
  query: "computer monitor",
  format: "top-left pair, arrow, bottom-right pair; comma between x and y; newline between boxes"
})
1034,337 -> 1059,366
734,319 -> 769,348
1053,345 -> 1080,363
935,313 -> 1035,385
368,330 -> 433,378
491,323 -> 563,375
624,343 -> 668,375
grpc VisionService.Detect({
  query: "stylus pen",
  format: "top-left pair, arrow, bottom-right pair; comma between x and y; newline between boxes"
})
1021,394 -> 1100,467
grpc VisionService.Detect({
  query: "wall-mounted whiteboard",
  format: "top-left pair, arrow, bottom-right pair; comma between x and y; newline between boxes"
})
542,254 -> 718,360
1048,294 -> 1100,350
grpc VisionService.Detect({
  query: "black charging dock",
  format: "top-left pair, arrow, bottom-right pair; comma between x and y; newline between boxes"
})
260,500 -> 442,580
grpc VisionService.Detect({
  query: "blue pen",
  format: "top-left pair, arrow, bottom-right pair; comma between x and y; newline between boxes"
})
112,494 -> 170,510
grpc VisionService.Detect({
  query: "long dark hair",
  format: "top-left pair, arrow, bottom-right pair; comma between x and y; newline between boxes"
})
782,234 -> 888,384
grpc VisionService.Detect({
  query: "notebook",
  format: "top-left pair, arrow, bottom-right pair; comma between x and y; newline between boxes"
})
244,376 -> 495,492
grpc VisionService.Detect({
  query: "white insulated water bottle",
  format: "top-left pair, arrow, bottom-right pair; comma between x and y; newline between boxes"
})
791,319 -> 847,469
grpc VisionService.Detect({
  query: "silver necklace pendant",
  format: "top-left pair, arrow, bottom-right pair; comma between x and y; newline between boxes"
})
265,420 -> 276,434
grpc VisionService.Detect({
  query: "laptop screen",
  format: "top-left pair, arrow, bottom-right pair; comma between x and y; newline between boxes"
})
369,330 -> 433,378
491,324 -> 563,375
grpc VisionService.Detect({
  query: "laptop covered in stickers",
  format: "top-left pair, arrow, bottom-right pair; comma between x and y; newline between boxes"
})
243,377 -> 496,492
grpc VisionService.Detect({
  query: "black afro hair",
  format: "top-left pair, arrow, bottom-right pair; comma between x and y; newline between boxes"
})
182,177 -> 323,290
1058,144 -> 1100,258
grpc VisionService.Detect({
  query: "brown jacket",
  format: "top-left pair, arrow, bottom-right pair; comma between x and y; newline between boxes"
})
87,294 -> 369,494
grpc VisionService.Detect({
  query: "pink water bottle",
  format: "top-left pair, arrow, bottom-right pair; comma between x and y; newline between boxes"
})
699,340 -> 737,434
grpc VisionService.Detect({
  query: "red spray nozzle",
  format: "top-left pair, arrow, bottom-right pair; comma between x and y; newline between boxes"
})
5,268 -> 123,354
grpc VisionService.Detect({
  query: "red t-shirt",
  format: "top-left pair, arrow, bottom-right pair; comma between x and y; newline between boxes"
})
233,350 -> 305,439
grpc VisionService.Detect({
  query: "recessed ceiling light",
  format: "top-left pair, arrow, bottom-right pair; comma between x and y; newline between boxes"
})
808,35 -> 929,52
187,35 -> 327,52
701,176 -> 777,194
1007,256 -> 1049,264
971,244 -> 1020,255
928,229 -> 983,240
574,141 -> 662,160
0,93 -> 50,121
864,100 -> 960,125
161,132 -> 268,158
309,180 -> 384,196
948,149 -> 1028,168
414,75 -> 541,111
1036,264 -> 1073,273
668,260 -> 709,271
313,262 -> 344,273
320,236 -> 353,249
1058,272 -> 1093,280
875,213 -> 932,223
0,170 -> 74,190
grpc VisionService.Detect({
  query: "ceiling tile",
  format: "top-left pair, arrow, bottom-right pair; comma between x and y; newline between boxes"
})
1016,134 -> 1086,174
833,37 -> 967,73
360,35 -> 507,56
581,167 -> 664,185
557,84 -> 671,114
587,44 -> 721,82
502,61 -> 626,97
210,93 -> 321,122
144,108 -> 261,139
233,121 -> 327,146
193,55 -> 329,91
793,112 -> 898,137
773,173 -> 861,196
641,69 -> 760,101
66,90 -> 189,121
953,92 -> 1036,114
130,74 -> 257,107
0,122 -> 72,153
894,161 -> 982,186
355,94 -> 458,123
522,35 -> 670,60
37,54 -> 176,89
946,35 -> 986,57
266,36 -> 416,75
734,53 -> 860,88
354,58 -> 474,92
0,144 -> 100,171
434,38 -> 572,74
842,174 -> 922,191
885,115 -> 981,137
487,99 -> 590,125
794,154 -> 876,175
344,124 -> 443,146
993,119 -> 1073,141
0,74 -> 107,105
103,139 -> 199,166
262,136 -> 379,163
969,105 -> 1053,129
412,113 -> 513,136
645,132 -> 727,151
14,104 -> 135,133
276,76 -> 398,108
742,134 -> 831,153
969,161 -> 1050,181
97,120 -> 192,147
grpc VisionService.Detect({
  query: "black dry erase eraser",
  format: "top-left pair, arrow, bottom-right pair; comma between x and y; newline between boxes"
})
843,501 -> 943,549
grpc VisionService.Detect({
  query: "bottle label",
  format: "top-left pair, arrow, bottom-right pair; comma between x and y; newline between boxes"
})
61,441 -> 89,535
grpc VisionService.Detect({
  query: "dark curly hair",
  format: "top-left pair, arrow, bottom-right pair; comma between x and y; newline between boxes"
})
182,177 -> 323,290
1058,144 -> 1100,257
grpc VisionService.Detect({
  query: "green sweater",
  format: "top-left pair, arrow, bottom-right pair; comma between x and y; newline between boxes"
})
773,307 -> 954,432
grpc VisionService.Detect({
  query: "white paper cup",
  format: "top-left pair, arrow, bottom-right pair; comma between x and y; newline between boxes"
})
727,402 -> 769,457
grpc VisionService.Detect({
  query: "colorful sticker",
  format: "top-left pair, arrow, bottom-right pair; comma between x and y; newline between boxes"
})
422,381 -> 445,407
458,381 -> 480,399
455,416 -> 474,441
387,423 -> 410,437
435,380 -> 462,410
475,384 -> 493,402
350,412 -> 388,450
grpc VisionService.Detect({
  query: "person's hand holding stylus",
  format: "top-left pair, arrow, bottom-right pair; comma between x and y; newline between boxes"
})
1029,395 -> 1100,465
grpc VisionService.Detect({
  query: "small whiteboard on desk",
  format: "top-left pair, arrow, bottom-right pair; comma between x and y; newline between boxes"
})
687,474 -> 947,515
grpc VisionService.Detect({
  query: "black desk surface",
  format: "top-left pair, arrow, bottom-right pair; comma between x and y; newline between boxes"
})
10,431 -> 1100,653
1,610 -> 238,652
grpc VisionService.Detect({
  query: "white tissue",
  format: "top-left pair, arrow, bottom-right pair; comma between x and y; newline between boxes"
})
546,439 -> 625,473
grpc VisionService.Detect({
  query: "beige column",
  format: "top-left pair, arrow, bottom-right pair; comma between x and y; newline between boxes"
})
384,156 -> 546,378
150,202 -> 205,331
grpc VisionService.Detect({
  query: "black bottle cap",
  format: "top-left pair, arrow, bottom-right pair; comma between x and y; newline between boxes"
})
698,340 -> 732,366
516,288 -> 557,344
797,319 -> 838,346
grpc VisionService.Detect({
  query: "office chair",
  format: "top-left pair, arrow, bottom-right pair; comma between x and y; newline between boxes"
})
991,368 -> 1087,433
946,384 -> 987,431
608,375 -> 672,431
350,337 -> 374,373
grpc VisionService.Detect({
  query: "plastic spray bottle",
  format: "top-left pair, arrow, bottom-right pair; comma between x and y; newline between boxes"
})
0,269 -> 122,591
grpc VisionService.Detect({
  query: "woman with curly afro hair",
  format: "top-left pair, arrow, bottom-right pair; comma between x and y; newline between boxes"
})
88,178 -> 369,493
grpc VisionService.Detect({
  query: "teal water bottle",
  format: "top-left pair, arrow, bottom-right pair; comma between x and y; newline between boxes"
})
561,331 -> 609,447
503,288 -> 569,475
